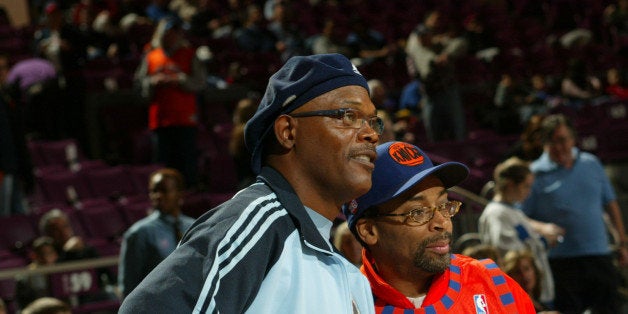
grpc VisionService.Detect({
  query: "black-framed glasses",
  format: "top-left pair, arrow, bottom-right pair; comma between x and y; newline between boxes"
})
371,200 -> 462,226
289,108 -> 384,135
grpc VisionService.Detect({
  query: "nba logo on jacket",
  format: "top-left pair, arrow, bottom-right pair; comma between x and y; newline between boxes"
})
474,294 -> 489,314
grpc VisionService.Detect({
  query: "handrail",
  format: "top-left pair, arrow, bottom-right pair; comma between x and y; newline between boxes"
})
450,186 -> 489,207
0,256 -> 119,280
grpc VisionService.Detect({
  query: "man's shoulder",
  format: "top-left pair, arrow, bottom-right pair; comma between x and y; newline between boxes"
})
577,150 -> 602,164
453,254 -> 501,274
189,182 -> 289,233
125,213 -> 160,235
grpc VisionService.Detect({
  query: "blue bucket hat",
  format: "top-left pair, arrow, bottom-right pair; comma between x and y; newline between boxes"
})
244,53 -> 369,174
343,141 -> 469,232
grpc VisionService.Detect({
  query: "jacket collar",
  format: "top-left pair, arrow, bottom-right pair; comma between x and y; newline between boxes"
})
258,166 -> 333,252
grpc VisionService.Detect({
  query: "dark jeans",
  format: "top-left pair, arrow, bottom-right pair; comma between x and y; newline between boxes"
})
153,126 -> 198,188
550,255 -> 622,314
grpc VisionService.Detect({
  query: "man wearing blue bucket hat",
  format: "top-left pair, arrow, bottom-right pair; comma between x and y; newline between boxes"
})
120,53 -> 381,313
344,141 -> 535,313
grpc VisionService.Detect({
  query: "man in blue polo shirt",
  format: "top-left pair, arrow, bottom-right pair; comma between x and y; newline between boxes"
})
523,113 -> 628,314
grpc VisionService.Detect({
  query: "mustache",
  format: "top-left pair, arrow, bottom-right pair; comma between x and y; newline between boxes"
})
419,232 -> 453,247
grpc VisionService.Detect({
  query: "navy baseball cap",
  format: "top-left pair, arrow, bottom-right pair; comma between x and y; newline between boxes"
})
343,141 -> 469,232
244,53 -> 369,174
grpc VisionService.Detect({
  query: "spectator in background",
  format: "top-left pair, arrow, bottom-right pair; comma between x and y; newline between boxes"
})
343,141 -> 535,312
168,0 -> 197,26
38,209 -> 98,262
398,78 -> 422,114
367,79 -> 396,113
135,17 -> 207,188
521,74 -> 553,122
405,10 -> 467,142
309,19 -> 350,55
119,168 -> 194,298
233,4 -> 276,53
210,0 -> 247,39
188,0 -> 223,38
34,1 -> 89,147
523,114 -> 628,313
145,0 -> 176,23
1,71 -> 29,216
478,157 -> 562,309
89,10 -> 132,61
490,73 -> 525,134
345,15 -> 392,66
503,250 -> 560,314
604,66 -> 628,100
367,79 -> 396,143
5,57 -> 60,140
21,297 -> 70,314
605,0 -> 628,34
0,298 -> 5,314
38,208 -> 117,306
391,109 -> 421,144
461,13 -> 499,63
228,97 -> 259,189
561,58 -> 602,108
461,243 -> 503,267
503,114 -> 546,162
34,1 -> 88,75
120,54 -> 380,313
604,0 -> 628,52
15,237 -> 59,310
267,1 -> 305,62
375,109 -> 396,143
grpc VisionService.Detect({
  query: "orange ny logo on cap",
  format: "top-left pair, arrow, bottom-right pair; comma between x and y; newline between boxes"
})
388,142 -> 424,166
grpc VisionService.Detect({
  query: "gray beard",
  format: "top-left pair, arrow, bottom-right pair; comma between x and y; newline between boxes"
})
413,232 -> 452,273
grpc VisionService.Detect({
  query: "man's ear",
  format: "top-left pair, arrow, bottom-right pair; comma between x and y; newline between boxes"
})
273,115 -> 296,149
356,218 -> 378,246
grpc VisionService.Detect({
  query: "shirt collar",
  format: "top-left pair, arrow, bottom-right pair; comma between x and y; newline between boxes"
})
157,211 -> 178,224
304,206 -> 333,247
534,147 -> 579,172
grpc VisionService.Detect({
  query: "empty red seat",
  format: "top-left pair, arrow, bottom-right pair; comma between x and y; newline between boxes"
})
75,202 -> 127,243
83,166 -> 138,200
0,214 -> 39,256
36,170 -> 93,204
30,139 -> 87,167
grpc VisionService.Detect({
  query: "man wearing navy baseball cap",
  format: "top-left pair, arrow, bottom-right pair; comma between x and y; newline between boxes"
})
343,141 -> 536,313
121,53 -> 381,313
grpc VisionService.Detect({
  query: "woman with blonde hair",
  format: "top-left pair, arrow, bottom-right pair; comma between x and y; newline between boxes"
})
479,157 -> 563,310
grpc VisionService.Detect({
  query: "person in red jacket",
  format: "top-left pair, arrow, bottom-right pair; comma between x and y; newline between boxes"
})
343,141 -> 536,313
135,17 -> 206,187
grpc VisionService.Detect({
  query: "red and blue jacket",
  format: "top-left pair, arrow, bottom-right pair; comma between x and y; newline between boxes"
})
362,251 -> 536,313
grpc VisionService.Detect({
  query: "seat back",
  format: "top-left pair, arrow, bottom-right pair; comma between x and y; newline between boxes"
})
37,170 -> 93,204
83,166 -> 138,200
0,214 -> 38,255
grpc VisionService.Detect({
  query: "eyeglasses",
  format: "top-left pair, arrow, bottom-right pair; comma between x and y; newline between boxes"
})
371,200 -> 462,226
288,108 -> 384,135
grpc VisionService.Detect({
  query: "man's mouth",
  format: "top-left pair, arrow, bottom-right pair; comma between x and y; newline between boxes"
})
350,150 -> 376,170
425,241 -> 450,254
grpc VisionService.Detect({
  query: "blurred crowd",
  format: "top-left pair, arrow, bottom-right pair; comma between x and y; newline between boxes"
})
0,0 -> 626,197
0,0 -> 627,312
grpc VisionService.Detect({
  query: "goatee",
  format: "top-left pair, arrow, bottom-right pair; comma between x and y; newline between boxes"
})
413,232 -> 452,273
